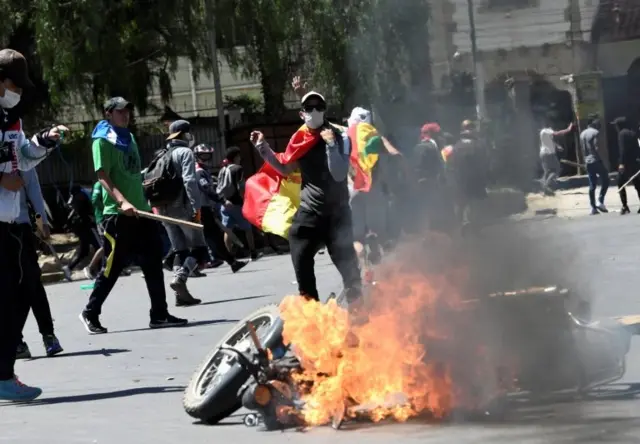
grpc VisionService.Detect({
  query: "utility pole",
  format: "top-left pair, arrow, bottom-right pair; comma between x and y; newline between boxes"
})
205,0 -> 227,151
466,0 -> 485,120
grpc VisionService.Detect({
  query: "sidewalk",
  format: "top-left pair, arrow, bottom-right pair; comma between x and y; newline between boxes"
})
555,172 -> 618,190
523,186 -> 628,219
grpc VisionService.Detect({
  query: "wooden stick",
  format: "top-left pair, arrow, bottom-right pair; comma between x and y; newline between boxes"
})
137,210 -> 204,230
560,159 -> 585,169
618,168 -> 640,193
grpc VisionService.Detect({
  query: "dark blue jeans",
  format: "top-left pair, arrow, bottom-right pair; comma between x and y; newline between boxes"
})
586,161 -> 609,209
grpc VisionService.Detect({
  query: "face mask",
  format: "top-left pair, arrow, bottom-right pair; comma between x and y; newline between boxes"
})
302,110 -> 325,129
0,89 -> 21,109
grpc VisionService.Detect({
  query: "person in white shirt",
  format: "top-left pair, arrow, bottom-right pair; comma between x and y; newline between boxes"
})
0,48 -> 69,402
539,117 -> 574,195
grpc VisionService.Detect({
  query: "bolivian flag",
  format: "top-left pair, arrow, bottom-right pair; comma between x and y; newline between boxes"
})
441,145 -> 454,163
347,122 -> 383,192
242,125 -> 320,239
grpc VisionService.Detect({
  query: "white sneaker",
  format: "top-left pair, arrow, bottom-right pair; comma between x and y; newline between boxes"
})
83,267 -> 96,280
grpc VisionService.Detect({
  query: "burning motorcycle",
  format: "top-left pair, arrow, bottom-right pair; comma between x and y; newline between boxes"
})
183,286 -> 640,430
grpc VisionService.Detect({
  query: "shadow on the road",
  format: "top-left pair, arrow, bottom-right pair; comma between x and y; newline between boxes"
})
31,348 -> 131,360
11,385 -> 186,407
109,319 -> 238,334
193,412 -> 246,426
198,294 -> 273,307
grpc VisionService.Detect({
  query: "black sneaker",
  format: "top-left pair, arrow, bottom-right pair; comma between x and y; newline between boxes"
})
250,251 -> 263,261
149,314 -> 188,329
190,269 -> 207,278
16,342 -> 31,359
231,261 -> 248,273
79,311 -> 108,334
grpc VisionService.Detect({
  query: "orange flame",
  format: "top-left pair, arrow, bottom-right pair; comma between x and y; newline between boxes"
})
279,238 -> 517,427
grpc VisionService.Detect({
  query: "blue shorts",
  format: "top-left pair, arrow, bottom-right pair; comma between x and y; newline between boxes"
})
220,204 -> 251,231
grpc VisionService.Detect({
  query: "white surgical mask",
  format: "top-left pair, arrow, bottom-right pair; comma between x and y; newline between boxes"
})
302,110 -> 325,129
0,89 -> 21,109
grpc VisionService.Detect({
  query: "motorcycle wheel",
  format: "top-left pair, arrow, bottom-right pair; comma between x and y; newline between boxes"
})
183,304 -> 284,424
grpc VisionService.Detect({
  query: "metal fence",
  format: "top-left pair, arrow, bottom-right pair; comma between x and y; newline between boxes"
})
36,121 -> 222,187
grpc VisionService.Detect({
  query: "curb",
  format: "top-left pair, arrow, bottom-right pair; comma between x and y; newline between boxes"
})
555,172 -> 618,190
41,272 -> 64,284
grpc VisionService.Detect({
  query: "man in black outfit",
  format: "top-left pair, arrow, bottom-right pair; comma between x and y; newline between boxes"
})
63,186 -> 101,279
612,116 -> 640,214
0,48 -> 69,401
250,91 -> 362,304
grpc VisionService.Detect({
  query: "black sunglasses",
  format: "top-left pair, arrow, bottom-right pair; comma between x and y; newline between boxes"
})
302,103 -> 327,113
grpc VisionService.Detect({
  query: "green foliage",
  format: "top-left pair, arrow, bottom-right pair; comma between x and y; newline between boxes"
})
224,93 -> 264,114
214,0 -> 306,118
0,0 -> 433,127
2,0 -> 211,116
303,0 -> 433,121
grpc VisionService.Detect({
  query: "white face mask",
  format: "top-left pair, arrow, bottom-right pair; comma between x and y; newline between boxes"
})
0,88 -> 21,109
302,110 -> 325,129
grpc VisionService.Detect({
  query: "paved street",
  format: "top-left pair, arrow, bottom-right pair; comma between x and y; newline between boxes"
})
4,212 -> 640,443
525,186 -> 640,220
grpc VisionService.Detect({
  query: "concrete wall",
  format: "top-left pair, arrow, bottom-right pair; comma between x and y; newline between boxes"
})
596,39 -> 640,77
60,50 -> 262,124
428,0 -> 601,89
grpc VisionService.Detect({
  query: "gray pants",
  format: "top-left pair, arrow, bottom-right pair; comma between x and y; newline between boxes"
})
157,205 -> 207,281
540,153 -> 560,193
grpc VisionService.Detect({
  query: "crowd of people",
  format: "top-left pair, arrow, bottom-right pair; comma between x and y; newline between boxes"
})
539,112 -> 640,216
0,51 -> 491,402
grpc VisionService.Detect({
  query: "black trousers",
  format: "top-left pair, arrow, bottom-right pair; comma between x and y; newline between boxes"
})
288,206 -> 362,301
68,223 -> 101,271
618,166 -> 640,208
201,206 -> 235,265
84,215 -> 168,320
19,267 -> 55,341
0,223 -> 43,380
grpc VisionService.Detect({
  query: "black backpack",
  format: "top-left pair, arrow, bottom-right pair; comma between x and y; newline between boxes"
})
142,147 -> 183,206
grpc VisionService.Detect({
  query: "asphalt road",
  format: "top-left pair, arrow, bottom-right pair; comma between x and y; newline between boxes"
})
3,213 -> 640,444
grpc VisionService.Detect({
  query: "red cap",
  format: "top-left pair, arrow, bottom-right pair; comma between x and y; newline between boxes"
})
421,122 -> 441,140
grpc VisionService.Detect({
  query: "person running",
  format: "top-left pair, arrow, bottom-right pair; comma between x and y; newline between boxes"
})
194,143 -> 248,273
539,116 -> 573,196
79,97 -> 187,334
149,119 -> 206,306
0,47 -> 69,401
217,147 -> 261,261
15,168 -> 64,358
249,91 -> 362,304
63,185 -> 101,280
612,116 -> 640,215
579,114 -> 609,215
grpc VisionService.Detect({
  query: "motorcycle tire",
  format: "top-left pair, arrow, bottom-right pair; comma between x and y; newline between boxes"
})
183,304 -> 284,424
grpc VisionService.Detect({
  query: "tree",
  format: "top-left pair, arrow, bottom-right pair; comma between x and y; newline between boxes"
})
1,0 -> 212,117
304,0 -> 433,126
214,0 -> 306,119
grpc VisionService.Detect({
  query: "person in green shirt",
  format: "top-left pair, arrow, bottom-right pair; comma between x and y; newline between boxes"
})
91,181 -> 104,226
79,97 -> 187,334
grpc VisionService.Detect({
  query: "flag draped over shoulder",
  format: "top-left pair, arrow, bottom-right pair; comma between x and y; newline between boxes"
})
347,122 -> 383,193
441,145 -> 454,163
242,125 -> 320,238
